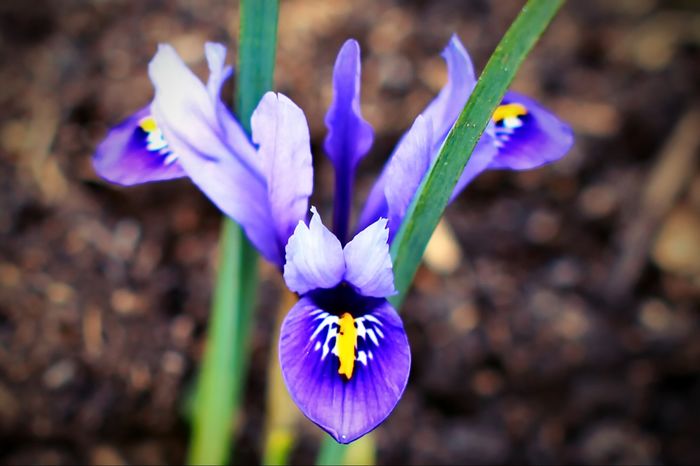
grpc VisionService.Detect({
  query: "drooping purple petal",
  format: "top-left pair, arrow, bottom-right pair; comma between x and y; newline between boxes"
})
356,35 -> 476,232
324,39 -> 374,244
343,218 -> 396,298
283,207 -> 345,295
487,91 -> 574,170
383,115 -> 433,240
93,106 -> 186,185
448,132 -> 499,202
149,43 -> 280,264
279,297 -> 410,444
252,92 -> 314,246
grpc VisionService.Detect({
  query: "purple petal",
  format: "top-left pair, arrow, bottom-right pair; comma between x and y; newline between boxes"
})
283,207 -> 345,295
204,42 -> 261,175
149,43 -> 280,264
422,34 -> 476,153
487,91 -> 574,170
383,115 -> 433,240
93,106 -> 186,185
252,92 -> 314,245
324,39 -> 374,170
279,297 -> 410,443
343,218 -> 396,298
325,39 -> 374,243
356,35 -> 475,232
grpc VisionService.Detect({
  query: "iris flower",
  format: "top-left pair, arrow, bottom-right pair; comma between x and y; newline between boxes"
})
93,36 -> 572,444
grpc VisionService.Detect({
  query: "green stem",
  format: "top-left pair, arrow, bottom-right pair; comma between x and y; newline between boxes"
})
187,0 -> 279,464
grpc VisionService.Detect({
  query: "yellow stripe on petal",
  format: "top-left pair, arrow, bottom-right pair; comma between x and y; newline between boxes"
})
493,103 -> 527,123
337,312 -> 357,380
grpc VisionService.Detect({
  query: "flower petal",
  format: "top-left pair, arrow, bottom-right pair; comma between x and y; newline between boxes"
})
344,218 -> 396,297
149,43 -> 280,264
93,106 -> 186,185
324,39 -> 374,169
252,92 -> 314,245
422,34 -> 476,153
324,39 -> 374,243
487,91 -> 574,170
356,35 -> 475,232
283,207 -> 345,294
383,115 -> 433,241
279,297 -> 410,444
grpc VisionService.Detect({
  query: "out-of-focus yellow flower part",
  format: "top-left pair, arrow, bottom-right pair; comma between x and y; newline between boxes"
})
337,312 -> 357,379
493,103 -> 528,123
138,116 -> 159,133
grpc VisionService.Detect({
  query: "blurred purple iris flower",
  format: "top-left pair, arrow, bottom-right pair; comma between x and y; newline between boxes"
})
93,36 -> 572,444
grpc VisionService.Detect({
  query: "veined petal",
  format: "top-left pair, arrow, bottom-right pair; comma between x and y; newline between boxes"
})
149,43 -> 280,264
93,106 -> 186,185
252,92 -> 314,245
279,297 -> 410,444
284,207 -> 345,295
324,39 -> 374,169
383,115 -> 433,240
487,91 -> 574,170
344,218 -> 396,297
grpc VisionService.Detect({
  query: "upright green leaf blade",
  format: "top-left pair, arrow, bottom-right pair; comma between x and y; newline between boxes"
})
390,0 -> 565,309
187,0 -> 279,464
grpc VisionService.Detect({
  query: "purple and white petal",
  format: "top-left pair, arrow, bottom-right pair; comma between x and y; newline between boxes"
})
149,44 -> 280,264
324,39 -> 374,170
487,91 -> 574,170
343,218 -> 396,298
283,207 -> 345,295
252,92 -> 314,245
383,115 -> 433,240
279,298 -> 410,444
93,106 -> 186,185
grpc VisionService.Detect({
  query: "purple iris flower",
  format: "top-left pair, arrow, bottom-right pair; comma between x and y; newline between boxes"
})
93,35 -> 572,444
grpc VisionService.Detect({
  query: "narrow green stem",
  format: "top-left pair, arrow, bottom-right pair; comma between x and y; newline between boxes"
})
187,0 -> 279,464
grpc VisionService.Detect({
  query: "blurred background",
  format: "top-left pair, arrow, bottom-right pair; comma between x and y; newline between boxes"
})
1,0 -> 699,464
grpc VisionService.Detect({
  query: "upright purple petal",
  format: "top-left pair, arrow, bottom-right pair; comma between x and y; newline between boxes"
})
357,35 -> 475,232
325,39 -> 374,244
149,43 -> 280,264
324,39 -> 374,169
204,42 -> 261,175
280,297 -> 410,443
383,115 -> 433,240
422,34 -> 476,153
284,208 -> 345,295
252,92 -> 314,246
343,218 -> 396,298
487,91 -> 574,170
93,106 -> 186,185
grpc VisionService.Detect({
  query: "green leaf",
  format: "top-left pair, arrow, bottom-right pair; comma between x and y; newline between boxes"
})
187,0 -> 279,464
317,0 -> 564,464
389,0 -> 565,309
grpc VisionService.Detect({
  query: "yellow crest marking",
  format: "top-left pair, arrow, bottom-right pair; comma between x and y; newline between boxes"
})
493,103 -> 528,123
337,312 -> 357,380
138,116 -> 159,133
